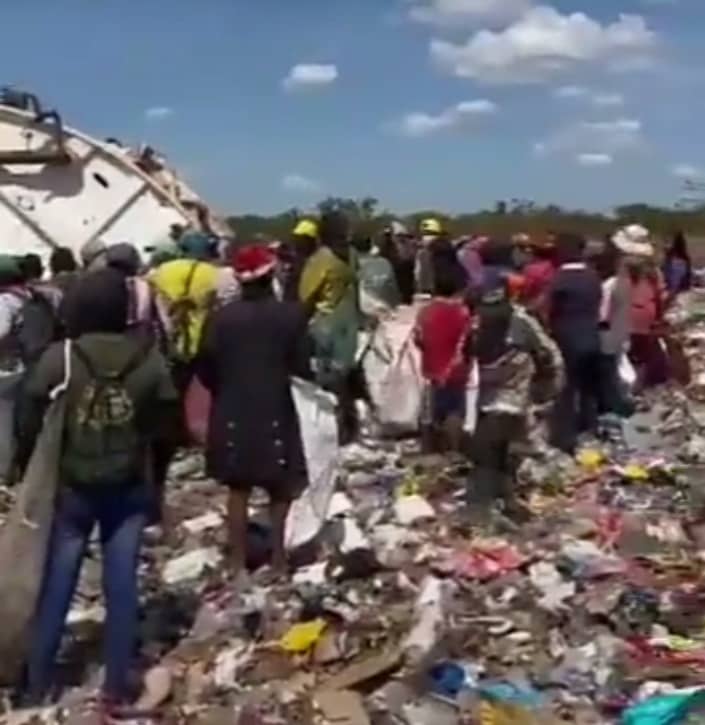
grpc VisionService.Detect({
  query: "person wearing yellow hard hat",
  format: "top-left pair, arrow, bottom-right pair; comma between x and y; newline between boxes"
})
416,217 -> 458,297
280,218 -> 320,301
420,217 -> 443,237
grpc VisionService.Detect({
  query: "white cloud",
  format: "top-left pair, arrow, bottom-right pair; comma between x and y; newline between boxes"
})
592,92 -> 625,107
554,87 -> 624,106
577,152 -> 613,166
408,0 -> 531,27
282,64 -> 338,91
281,173 -> 321,194
430,6 -> 656,84
554,85 -> 589,98
672,164 -> 704,179
399,99 -> 497,137
536,117 -> 644,158
144,106 -> 173,121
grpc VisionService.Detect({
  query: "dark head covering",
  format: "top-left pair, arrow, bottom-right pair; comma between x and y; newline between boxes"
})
180,232 -> 216,261
0,255 -> 23,287
555,233 -> 586,265
50,247 -> 78,275
65,268 -> 128,337
20,253 -> 44,282
106,243 -> 141,277
319,211 -> 350,261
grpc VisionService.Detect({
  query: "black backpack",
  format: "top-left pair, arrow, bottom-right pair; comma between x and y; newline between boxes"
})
10,288 -> 62,364
61,343 -> 149,488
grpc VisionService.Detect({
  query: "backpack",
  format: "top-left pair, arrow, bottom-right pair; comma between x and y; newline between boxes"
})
10,287 -> 62,365
61,343 -> 149,487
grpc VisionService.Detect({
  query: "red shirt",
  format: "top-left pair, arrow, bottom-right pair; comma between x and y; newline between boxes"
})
522,260 -> 555,304
415,299 -> 472,385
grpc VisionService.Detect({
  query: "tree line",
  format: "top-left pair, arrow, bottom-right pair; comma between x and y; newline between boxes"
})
227,197 -> 705,243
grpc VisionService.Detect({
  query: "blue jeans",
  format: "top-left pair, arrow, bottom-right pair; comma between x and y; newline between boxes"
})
26,484 -> 148,702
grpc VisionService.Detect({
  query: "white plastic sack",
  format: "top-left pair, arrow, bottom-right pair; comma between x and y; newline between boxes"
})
364,305 -> 425,432
619,353 -> 637,389
377,338 -> 424,430
464,360 -> 480,434
285,378 -> 339,550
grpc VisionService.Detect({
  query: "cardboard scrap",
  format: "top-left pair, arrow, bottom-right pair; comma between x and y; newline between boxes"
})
317,648 -> 402,692
315,689 -> 371,725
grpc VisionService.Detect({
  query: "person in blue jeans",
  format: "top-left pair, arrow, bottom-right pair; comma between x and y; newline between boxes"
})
15,268 -> 178,710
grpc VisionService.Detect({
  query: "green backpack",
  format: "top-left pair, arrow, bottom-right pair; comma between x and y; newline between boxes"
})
62,344 -> 148,487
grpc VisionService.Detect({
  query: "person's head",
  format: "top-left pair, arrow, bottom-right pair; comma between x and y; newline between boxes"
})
419,217 -> 443,241
148,242 -> 182,268
69,268 -> 129,335
80,238 -> 108,270
0,255 -> 23,288
232,244 -> 277,298
169,224 -> 185,242
106,243 -> 141,277
480,238 -> 514,268
291,219 -> 319,257
611,225 -> 654,278
50,246 -> 78,276
555,233 -> 587,265
180,232 -> 217,262
19,253 -> 44,282
320,211 -> 350,259
669,230 -> 690,260
433,259 -> 464,298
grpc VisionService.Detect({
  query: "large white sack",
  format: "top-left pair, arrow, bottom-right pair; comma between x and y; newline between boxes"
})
285,378 -> 339,550
363,306 -> 424,432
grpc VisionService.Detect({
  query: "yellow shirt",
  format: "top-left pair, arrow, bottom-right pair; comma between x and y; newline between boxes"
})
150,259 -> 219,359
299,247 -> 354,316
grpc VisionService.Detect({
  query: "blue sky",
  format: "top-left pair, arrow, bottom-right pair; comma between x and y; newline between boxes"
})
2,0 -> 705,215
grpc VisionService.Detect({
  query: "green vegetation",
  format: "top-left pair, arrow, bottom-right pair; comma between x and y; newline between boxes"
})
227,197 -> 705,242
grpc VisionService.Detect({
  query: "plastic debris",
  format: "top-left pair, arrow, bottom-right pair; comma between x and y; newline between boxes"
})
620,689 -> 705,724
161,547 -> 222,585
280,619 -> 328,653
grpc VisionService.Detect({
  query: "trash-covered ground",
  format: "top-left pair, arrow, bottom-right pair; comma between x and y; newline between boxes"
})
7,293 -> 705,723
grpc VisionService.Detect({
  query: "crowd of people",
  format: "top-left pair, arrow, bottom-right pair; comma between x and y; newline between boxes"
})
0,215 -> 694,712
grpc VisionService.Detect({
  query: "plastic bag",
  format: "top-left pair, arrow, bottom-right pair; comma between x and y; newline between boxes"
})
619,353 -> 637,389
363,308 -> 424,432
464,360 -> 480,434
280,618 -> 327,653
377,336 -> 424,430
0,343 -> 71,684
620,689 -> 705,725
285,378 -> 339,550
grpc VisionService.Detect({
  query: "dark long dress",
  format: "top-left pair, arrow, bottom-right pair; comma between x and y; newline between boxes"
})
195,295 -> 312,501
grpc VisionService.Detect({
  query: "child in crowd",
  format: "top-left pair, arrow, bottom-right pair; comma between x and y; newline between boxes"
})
414,259 -> 472,454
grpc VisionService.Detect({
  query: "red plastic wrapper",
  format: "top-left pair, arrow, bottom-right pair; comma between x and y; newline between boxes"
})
442,543 -> 526,581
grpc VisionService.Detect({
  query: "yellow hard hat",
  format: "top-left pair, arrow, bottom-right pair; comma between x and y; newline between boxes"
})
293,219 -> 319,239
420,218 -> 442,236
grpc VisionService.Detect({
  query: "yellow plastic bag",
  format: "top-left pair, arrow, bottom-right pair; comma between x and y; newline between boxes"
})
622,463 -> 649,482
280,619 -> 327,653
576,449 -> 604,472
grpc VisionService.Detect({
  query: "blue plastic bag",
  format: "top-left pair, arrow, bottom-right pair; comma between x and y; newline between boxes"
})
620,690 -> 705,725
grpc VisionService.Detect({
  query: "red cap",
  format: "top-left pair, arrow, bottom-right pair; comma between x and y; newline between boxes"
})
232,244 -> 276,282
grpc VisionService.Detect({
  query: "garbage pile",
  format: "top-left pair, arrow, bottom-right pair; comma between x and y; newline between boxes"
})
9,310 -> 705,723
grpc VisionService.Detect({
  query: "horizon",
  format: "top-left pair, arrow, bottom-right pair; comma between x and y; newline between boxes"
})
2,1 -> 705,216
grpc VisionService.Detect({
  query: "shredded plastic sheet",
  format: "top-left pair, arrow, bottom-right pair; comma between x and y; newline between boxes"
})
285,379 -> 339,550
